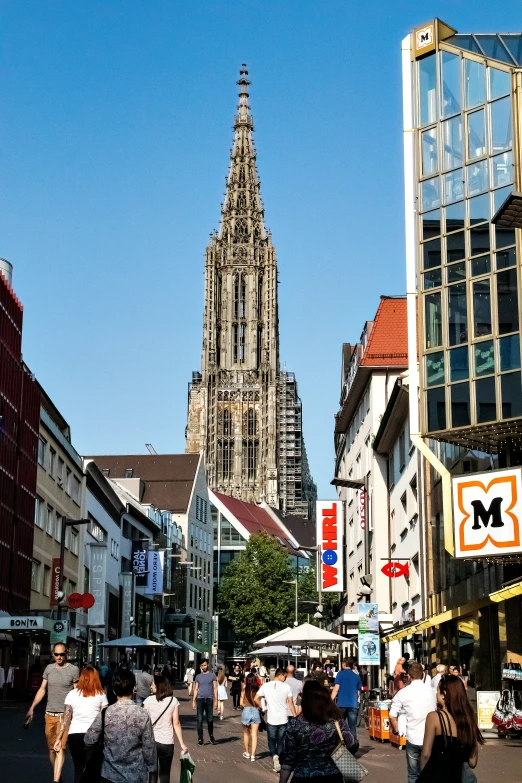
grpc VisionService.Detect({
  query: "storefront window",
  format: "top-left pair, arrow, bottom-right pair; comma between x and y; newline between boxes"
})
475,376 -> 496,422
422,128 -> 438,175
450,346 -> 469,381
426,351 -> 445,386
451,382 -> 471,426
442,116 -> 463,170
497,268 -> 519,334
448,283 -> 468,345
442,51 -> 461,117
499,334 -> 520,371
473,280 -> 492,337
425,292 -> 443,348
465,59 -> 486,108
474,340 -> 494,376
467,108 -> 486,159
420,54 -> 437,126
501,371 -> 522,418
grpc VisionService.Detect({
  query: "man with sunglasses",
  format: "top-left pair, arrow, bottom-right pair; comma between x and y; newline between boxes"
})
26,643 -> 79,783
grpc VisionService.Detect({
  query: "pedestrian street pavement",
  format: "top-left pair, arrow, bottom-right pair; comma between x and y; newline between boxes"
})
0,687 -> 520,782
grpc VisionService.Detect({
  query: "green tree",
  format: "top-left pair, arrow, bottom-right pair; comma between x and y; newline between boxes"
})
297,561 -> 339,626
218,533 -> 294,649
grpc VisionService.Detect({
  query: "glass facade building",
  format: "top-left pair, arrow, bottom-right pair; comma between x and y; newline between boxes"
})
408,23 -> 522,450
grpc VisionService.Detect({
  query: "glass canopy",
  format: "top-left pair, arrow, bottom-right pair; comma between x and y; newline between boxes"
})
446,34 -> 522,66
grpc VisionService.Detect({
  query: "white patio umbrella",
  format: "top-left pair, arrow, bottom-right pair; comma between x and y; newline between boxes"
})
98,634 -> 162,647
253,627 -> 292,647
270,623 -> 346,645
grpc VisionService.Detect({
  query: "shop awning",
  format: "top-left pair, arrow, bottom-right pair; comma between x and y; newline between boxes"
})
382,597 -> 493,643
153,634 -> 181,649
490,579 -> 522,602
175,638 -> 201,654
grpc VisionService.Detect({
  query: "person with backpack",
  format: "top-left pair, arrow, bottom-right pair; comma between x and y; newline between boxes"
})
144,675 -> 188,783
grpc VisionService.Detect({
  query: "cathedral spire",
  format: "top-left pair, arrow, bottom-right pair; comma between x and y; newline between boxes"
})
235,63 -> 252,129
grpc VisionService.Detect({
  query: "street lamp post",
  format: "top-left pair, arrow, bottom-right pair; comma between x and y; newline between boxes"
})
58,517 -> 90,621
284,580 -> 299,627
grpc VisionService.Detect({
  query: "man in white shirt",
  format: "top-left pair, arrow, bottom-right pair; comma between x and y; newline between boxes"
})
389,662 -> 436,783
285,665 -> 303,715
256,668 -> 296,773
431,663 -> 447,693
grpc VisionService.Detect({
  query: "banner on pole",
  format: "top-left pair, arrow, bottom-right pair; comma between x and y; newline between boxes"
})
132,540 -> 149,586
316,500 -> 343,592
88,545 -> 107,627
358,603 -> 379,666
146,550 -> 164,595
121,573 -> 133,638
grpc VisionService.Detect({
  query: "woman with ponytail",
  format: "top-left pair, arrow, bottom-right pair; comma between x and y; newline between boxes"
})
418,674 -> 484,782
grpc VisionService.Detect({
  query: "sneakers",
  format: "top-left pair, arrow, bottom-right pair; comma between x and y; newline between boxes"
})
198,739 -> 203,746
273,755 -> 281,773
242,752 -> 250,759
210,736 -> 217,745
219,715 -> 223,720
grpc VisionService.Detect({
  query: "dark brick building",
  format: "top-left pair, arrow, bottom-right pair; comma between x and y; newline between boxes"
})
0,266 -> 40,611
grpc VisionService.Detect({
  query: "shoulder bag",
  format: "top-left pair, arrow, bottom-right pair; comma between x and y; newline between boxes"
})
151,696 -> 174,729
81,707 -> 106,783
331,721 -> 368,782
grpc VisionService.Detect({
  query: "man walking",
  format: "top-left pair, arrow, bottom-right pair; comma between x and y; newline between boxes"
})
389,662 -> 437,783
256,668 -> 296,773
192,659 -> 218,745
331,658 -> 362,741
134,663 -> 153,706
285,664 -> 303,714
26,643 -> 79,783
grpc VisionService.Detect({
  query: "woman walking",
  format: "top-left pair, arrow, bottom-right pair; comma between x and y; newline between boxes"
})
418,674 -> 484,782
144,675 -> 188,783
279,679 -> 356,783
217,669 -> 228,720
85,670 -> 157,783
240,673 -> 261,762
53,664 -> 107,783
229,664 -> 243,710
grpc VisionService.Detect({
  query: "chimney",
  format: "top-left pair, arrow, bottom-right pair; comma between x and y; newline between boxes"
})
0,258 -> 13,286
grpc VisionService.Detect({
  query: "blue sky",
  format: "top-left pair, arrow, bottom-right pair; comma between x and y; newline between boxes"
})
1,1 -> 519,498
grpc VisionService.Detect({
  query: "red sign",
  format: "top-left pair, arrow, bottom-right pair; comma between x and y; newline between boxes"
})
50,558 -> 63,606
358,489 -> 366,530
316,500 -> 344,592
381,561 -> 410,578
68,592 -> 95,610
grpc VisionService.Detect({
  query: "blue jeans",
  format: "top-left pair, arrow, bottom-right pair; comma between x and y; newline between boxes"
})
339,706 -> 359,740
267,722 -> 287,758
196,697 -> 214,741
406,741 -> 422,783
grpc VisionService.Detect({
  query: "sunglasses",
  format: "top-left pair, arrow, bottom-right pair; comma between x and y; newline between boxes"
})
54,653 -> 66,657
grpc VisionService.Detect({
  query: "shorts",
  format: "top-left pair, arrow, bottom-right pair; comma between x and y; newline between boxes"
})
45,713 -> 68,750
241,706 -> 261,726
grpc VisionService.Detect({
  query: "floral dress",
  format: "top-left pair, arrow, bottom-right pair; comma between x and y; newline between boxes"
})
281,715 -> 354,779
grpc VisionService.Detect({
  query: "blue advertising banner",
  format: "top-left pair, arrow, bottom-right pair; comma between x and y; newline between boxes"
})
358,633 -> 380,665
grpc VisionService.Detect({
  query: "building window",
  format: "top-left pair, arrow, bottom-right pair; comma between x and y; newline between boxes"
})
399,430 -> 406,471
71,529 -> 79,556
88,514 -> 106,542
410,474 -> 418,500
46,506 -> 54,537
55,513 -> 63,542
65,467 -> 71,495
38,437 -> 47,467
65,526 -> 71,551
43,565 -> 51,596
57,458 -> 65,487
189,583 -> 193,608
49,448 -> 56,478
111,538 -> 119,560
31,560 -> 41,592
84,566 -> 90,594
34,496 -> 44,529
196,496 -> 208,523
71,475 -> 81,504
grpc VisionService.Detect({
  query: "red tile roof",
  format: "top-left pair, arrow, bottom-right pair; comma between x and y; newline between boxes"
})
360,296 -> 408,367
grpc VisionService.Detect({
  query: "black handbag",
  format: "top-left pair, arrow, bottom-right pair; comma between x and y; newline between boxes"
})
81,708 -> 106,783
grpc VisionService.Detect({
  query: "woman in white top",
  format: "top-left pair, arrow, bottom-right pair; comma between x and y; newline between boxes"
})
217,669 -> 228,720
144,675 -> 188,783
53,664 -> 108,783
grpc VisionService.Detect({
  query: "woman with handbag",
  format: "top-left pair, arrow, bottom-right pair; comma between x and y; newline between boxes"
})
418,674 -> 484,782
85,670 -> 157,783
144,675 -> 188,783
279,679 -> 360,783
53,665 -> 108,783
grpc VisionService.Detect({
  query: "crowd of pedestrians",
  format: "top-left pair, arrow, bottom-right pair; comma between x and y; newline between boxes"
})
24,644 -> 484,783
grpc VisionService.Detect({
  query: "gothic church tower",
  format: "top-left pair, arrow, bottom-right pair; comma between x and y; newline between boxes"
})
186,66 -> 279,505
